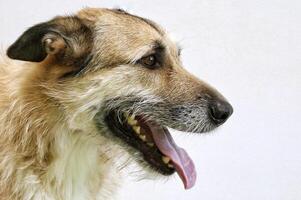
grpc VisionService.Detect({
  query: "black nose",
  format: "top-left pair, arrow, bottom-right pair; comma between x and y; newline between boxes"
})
209,100 -> 233,125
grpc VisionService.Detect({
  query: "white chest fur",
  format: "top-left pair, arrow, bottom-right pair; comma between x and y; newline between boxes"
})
41,130 -> 121,200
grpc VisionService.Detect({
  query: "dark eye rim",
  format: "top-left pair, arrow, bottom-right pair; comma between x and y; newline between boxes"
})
137,54 -> 161,69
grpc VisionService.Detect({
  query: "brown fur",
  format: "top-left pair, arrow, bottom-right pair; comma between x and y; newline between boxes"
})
0,8 -> 230,200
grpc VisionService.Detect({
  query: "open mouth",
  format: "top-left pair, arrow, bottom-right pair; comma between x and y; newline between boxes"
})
105,111 -> 196,189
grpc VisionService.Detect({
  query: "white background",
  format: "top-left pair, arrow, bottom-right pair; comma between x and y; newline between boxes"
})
0,0 -> 300,199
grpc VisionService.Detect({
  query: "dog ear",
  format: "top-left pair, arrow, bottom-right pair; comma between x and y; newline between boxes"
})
7,16 -> 93,63
7,22 -> 65,62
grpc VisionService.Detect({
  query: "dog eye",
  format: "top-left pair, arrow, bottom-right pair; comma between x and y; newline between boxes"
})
138,54 -> 160,69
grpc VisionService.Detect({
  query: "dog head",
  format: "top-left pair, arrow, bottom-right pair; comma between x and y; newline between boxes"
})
7,8 -> 233,189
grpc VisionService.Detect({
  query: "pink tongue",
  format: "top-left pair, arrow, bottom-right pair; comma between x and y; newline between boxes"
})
147,123 -> 197,189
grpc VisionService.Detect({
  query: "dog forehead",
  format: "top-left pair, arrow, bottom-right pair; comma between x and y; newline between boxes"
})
77,8 -> 179,64
78,8 -> 171,47
79,8 -> 160,35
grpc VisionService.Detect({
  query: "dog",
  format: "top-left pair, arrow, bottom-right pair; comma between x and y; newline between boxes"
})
0,8 -> 233,200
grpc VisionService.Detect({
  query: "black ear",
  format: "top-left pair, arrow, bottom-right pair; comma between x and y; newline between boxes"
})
7,22 -> 59,62
7,16 -> 93,65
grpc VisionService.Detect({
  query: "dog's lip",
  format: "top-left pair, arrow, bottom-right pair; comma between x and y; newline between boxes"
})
105,111 -> 196,189
105,111 -> 175,175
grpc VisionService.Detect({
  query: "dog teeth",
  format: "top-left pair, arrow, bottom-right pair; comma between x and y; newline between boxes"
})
133,126 -> 140,134
123,112 -> 151,143
127,114 -> 137,126
147,142 -> 154,147
167,163 -> 174,168
139,135 -> 146,141
130,114 -> 135,120
123,112 -> 173,167
162,156 -> 171,164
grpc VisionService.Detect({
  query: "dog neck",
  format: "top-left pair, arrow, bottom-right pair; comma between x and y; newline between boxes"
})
0,59 -> 122,200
